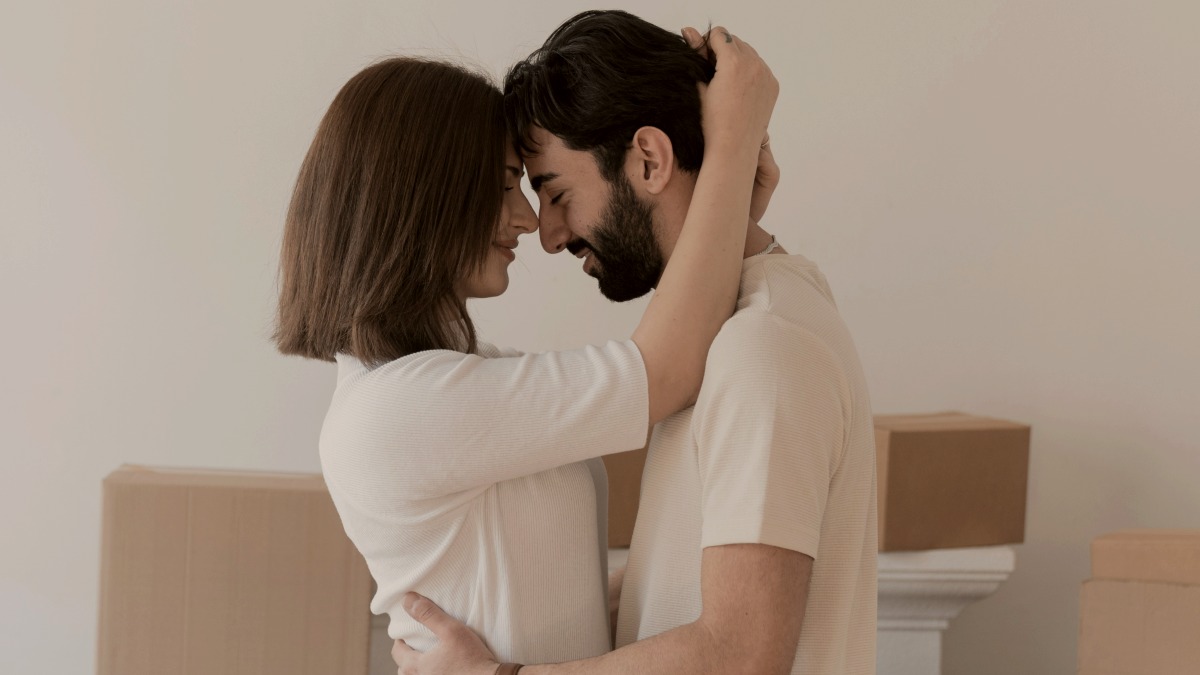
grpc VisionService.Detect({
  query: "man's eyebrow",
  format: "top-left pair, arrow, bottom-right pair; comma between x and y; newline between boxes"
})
529,172 -> 558,193
506,165 -> 524,179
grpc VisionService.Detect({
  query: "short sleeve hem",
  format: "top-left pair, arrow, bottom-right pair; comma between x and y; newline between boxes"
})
700,518 -> 821,559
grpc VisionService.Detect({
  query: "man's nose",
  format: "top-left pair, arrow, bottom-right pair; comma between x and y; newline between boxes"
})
538,212 -> 570,254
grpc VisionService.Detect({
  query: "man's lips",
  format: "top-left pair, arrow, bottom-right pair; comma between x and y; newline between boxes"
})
579,249 -> 601,277
566,240 -> 599,277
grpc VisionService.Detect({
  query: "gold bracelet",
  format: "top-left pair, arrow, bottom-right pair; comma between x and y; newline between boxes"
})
495,664 -> 524,675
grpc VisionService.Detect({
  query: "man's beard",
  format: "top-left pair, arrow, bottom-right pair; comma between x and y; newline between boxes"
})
568,174 -> 664,302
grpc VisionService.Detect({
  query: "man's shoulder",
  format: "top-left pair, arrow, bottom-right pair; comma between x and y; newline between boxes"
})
706,308 -> 841,387
735,255 -> 836,322
714,307 -> 799,346
718,253 -> 859,362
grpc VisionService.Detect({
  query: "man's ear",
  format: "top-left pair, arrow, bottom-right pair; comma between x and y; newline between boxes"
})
626,127 -> 675,196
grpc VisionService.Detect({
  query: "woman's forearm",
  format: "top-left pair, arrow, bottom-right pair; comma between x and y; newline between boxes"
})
632,29 -> 777,424
631,140 -> 761,424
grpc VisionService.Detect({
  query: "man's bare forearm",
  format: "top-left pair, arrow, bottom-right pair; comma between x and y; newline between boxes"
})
524,544 -> 809,675
522,621 -> 730,675
392,545 -> 809,675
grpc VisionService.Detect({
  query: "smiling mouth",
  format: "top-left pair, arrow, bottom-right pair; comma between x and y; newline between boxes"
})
494,241 -> 517,260
565,239 -> 600,277
581,250 -> 600,277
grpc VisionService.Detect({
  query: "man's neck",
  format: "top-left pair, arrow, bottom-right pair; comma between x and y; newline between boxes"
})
658,217 -> 784,264
744,221 -> 785,258
654,177 -> 785,262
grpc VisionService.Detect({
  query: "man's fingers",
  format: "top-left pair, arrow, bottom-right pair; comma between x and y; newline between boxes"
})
391,639 -> 414,662
392,639 -> 416,675
402,592 -> 456,638
392,639 -> 414,675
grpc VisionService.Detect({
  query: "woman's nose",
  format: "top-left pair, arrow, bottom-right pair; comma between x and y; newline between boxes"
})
511,192 -> 538,235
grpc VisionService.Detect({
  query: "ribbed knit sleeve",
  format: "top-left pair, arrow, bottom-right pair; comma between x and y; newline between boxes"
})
321,340 -> 649,504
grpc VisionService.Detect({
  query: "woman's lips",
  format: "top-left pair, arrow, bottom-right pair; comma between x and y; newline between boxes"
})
494,243 -> 516,261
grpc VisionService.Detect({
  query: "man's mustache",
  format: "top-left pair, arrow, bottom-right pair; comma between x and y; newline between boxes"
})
566,238 -> 596,257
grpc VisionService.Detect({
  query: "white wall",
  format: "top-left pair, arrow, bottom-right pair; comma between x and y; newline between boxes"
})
2,1 -> 1197,673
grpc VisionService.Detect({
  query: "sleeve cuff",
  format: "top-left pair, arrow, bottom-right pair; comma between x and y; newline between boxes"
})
701,517 -> 822,559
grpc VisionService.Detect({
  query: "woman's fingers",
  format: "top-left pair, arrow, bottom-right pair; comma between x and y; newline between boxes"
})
702,27 -> 778,120
750,140 -> 781,223
705,25 -> 739,62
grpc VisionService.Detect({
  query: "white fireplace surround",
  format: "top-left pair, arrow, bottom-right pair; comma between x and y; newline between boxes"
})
877,546 -> 1016,675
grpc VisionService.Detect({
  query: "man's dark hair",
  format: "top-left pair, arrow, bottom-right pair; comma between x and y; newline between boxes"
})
504,10 -> 715,182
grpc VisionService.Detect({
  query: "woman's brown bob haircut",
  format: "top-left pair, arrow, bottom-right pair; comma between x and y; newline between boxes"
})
275,58 -> 505,364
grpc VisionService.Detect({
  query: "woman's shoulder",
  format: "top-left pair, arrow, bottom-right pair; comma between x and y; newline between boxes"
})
474,342 -> 524,359
331,340 -> 642,415
334,341 -> 518,376
323,350 -> 479,457
336,348 -> 467,379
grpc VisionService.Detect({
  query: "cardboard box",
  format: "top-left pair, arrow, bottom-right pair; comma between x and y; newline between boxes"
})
603,414 -> 1033,552
97,466 -> 373,675
1078,579 -> 1200,675
602,447 -> 647,548
875,412 -> 1030,551
1092,530 -> 1200,586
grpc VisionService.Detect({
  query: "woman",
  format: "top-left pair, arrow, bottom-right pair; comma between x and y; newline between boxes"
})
274,28 -> 776,666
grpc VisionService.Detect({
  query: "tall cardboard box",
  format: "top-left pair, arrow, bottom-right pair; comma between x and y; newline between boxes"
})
875,412 -> 1030,551
1079,530 -> 1200,675
97,466 -> 373,675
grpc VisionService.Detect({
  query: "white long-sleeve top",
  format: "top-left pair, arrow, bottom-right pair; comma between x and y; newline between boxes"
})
319,340 -> 649,664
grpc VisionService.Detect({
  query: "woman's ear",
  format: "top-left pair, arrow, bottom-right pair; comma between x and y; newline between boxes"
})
626,126 -> 675,196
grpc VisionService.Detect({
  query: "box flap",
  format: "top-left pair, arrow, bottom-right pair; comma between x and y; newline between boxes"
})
1092,529 -> 1200,585
104,465 -> 328,491
874,412 -> 1029,432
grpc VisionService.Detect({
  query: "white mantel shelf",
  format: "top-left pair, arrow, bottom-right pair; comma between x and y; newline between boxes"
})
877,545 -> 1016,675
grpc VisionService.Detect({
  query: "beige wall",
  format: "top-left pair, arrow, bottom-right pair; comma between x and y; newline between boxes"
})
2,1 -> 1196,673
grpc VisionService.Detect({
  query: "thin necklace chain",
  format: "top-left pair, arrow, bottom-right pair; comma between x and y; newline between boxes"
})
752,234 -> 779,257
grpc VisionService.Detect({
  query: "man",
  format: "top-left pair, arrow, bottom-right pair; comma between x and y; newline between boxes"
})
395,11 -> 877,675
